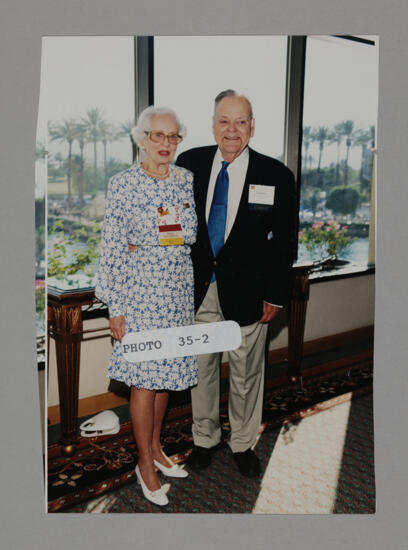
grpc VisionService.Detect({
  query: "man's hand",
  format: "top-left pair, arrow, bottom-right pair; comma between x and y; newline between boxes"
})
128,243 -> 138,253
110,315 -> 126,342
258,302 -> 280,323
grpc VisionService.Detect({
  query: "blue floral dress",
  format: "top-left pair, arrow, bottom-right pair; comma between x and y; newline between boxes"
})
95,163 -> 198,390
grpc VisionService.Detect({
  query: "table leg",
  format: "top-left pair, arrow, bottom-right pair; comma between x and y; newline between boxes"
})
287,266 -> 311,383
49,304 -> 83,456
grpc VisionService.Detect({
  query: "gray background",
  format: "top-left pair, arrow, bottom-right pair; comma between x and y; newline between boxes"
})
1,0 -> 407,548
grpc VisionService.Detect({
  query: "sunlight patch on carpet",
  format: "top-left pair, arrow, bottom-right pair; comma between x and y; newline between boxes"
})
84,494 -> 118,513
253,398 -> 351,513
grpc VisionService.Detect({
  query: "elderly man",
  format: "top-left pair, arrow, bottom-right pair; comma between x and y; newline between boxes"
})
176,90 -> 296,477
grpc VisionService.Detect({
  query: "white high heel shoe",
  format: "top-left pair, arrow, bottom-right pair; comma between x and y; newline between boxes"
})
153,458 -> 189,478
135,465 -> 169,506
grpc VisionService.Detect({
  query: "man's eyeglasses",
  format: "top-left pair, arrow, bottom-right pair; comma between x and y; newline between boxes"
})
145,131 -> 183,144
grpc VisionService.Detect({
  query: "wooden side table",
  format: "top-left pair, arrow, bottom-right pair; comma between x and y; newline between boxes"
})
264,262 -> 312,382
287,262 -> 313,382
48,288 -> 102,456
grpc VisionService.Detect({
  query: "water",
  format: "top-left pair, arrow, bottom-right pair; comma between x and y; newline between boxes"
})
298,237 -> 369,265
340,238 -> 369,263
47,235 -> 98,291
47,231 -> 371,292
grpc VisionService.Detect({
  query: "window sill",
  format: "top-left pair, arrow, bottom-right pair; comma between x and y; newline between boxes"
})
309,263 -> 375,284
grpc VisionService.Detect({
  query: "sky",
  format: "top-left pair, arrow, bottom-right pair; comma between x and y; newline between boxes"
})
303,36 -> 378,129
36,35 -> 378,197
154,35 -> 287,158
302,36 -> 378,167
37,36 -> 134,159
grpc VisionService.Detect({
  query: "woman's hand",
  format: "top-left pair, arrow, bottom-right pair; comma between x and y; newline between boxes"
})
128,243 -> 138,253
110,315 -> 126,342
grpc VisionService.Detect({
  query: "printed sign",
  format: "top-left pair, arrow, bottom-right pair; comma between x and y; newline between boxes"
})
121,321 -> 241,362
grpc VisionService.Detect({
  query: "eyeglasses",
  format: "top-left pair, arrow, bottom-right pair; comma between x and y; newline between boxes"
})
145,131 -> 183,144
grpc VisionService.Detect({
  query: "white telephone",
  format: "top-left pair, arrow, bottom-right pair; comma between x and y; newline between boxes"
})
79,410 -> 120,437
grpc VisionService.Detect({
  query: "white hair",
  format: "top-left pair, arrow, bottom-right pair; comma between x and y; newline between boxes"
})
131,106 -> 186,159
213,89 -> 254,119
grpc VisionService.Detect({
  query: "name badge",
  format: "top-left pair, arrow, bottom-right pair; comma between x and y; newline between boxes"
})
122,321 -> 242,362
248,185 -> 275,206
157,205 -> 184,246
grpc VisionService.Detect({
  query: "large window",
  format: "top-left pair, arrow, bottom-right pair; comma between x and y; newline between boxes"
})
154,36 -> 287,160
40,34 -> 378,302
43,36 -> 135,291
298,36 -> 378,267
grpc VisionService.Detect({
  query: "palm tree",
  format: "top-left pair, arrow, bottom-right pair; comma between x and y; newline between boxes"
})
82,108 -> 104,190
118,119 -> 136,162
328,123 -> 344,185
74,122 -> 88,208
353,128 -> 371,189
98,121 -> 118,189
302,126 -> 312,173
53,152 -> 65,174
49,119 -> 77,209
340,120 -> 355,185
312,126 -> 329,186
369,125 -> 375,148
35,142 -> 47,161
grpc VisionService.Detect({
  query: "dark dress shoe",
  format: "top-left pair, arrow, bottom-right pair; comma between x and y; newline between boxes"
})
187,445 -> 214,470
233,449 -> 261,478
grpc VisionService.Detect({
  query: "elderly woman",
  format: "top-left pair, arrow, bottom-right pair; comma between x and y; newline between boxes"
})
95,106 -> 197,506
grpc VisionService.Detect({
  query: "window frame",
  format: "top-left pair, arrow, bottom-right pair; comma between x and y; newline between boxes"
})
294,35 -> 377,280
146,35 -> 376,281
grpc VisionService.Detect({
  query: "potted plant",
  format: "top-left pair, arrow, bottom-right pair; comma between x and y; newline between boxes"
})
298,221 -> 354,271
47,219 -> 101,287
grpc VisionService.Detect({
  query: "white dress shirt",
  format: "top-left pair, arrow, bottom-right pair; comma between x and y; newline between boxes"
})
206,147 -> 282,309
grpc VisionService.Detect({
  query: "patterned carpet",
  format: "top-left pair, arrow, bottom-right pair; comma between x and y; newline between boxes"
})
48,350 -> 374,513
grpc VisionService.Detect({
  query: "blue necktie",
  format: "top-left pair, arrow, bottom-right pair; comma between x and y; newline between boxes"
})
207,161 -> 229,281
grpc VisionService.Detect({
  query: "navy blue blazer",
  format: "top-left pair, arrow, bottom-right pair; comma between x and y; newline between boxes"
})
176,145 -> 296,326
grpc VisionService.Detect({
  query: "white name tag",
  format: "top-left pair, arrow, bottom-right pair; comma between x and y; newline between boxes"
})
122,321 -> 241,362
248,184 -> 275,205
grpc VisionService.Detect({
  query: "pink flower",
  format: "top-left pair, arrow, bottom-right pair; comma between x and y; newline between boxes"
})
298,231 -> 303,238
342,226 -> 347,230
312,221 -> 323,228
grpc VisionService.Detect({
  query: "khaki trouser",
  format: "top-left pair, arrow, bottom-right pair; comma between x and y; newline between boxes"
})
192,282 -> 267,453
